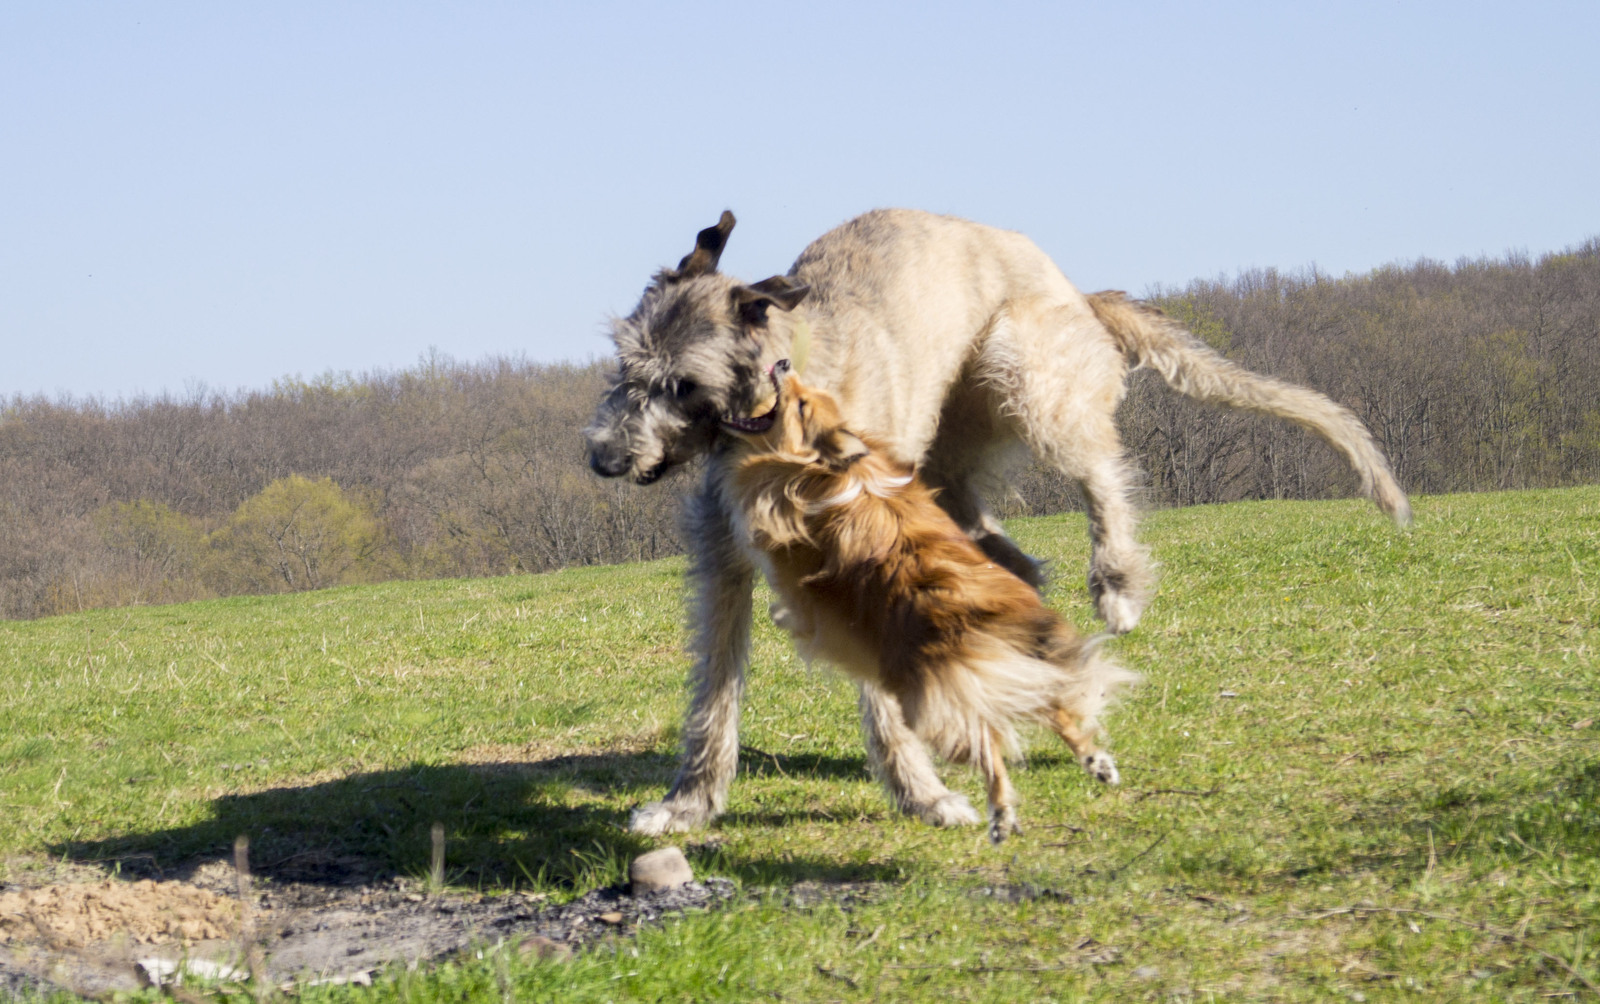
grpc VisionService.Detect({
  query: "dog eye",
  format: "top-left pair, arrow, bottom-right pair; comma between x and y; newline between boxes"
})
674,380 -> 697,399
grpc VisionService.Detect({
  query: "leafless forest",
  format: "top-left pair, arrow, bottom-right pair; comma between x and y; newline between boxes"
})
4,243 -> 1597,619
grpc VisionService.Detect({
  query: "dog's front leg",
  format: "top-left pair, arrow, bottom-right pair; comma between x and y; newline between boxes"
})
630,491 -> 754,836
859,686 -> 981,827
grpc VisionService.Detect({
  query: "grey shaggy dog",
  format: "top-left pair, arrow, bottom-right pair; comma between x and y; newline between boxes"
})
585,209 -> 1410,835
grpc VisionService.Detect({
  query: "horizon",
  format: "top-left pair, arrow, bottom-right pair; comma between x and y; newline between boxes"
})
5,2 -> 1597,401
5,236 -> 1592,408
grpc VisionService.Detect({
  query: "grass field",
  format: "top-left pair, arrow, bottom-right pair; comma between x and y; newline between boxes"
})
3,487 -> 1598,1002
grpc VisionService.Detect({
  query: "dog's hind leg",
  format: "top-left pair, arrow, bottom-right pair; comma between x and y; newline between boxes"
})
922,389 -> 1047,591
977,728 -> 1022,844
923,470 -> 1047,591
630,489 -> 753,836
860,686 -> 982,827
982,301 -> 1153,633
1048,707 -> 1120,786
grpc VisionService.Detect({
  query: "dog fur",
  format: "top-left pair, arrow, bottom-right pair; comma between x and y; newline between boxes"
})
584,209 -> 1409,835
720,363 -> 1137,842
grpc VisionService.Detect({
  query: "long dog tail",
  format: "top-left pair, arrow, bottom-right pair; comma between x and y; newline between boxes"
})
903,636 -> 1138,765
1086,290 -> 1411,526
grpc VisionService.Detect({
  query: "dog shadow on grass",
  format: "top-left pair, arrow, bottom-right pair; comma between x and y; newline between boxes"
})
1251,757 -> 1600,888
53,747 -> 896,892
1370,757 -> 1600,868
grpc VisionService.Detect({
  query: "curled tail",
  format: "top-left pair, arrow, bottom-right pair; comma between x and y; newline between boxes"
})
1087,290 -> 1411,526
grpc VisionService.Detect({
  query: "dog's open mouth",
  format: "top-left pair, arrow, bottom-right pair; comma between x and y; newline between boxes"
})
721,409 -> 775,434
719,360 -> 790,435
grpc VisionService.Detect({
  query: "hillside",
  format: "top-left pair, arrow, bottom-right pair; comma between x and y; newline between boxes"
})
4,239 -> 1599,621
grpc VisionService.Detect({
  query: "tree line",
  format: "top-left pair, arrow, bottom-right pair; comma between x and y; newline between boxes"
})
3,240 -> 1596,619
0,358 -> 683,619
1117,241 -> 1600,509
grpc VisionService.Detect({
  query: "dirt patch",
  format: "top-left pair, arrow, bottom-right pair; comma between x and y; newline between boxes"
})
0,879 -> 238,947
0,866 -> 735,998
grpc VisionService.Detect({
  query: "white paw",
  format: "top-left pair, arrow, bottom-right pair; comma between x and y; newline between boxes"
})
1098,592 -> 1143,635
628,800 -> 706,836
1082,751 -> 1120,785
988,807 -> 1022,845
769,601 -> 799,632
910,791 -> 982,827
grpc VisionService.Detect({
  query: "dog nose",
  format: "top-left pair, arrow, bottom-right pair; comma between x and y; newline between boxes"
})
588,447 -> 629,478
774,358 -> 792,375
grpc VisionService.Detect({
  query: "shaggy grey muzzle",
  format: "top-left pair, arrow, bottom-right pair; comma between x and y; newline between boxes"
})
583,409 -> 675,485
582,413 -> 630,478
584,436 -> 666,484
587,443 -> 629,478
632,461 -> 669,485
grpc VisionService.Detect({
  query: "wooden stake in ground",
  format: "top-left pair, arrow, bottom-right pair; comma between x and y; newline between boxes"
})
430,822 -> 445,894
234,834 -> 268,1004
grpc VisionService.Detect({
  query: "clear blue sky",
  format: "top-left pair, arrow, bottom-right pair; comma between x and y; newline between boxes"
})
4,2 -> 1597,401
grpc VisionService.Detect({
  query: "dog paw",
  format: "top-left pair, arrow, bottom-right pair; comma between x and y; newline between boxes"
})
628,800 -> 709,836
768,602 -> 798,632
1097,591 -> 1143,635
1081,751 -> 1120,785
988,807 -> 1022,845
909,792 -> 982,827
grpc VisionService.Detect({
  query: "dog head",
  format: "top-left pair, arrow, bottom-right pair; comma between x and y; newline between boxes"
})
720,360 -> 869,471
583,211 -> 811,485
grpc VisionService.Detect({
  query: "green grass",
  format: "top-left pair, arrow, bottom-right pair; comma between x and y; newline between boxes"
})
3,487 -> 1598,1001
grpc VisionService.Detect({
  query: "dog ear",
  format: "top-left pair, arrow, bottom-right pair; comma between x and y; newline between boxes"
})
675,210 -> 736,278
733,275 -> 812,328
816,427 -> 870,470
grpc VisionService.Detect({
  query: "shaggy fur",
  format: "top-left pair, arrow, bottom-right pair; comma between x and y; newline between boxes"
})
721,365 -> 1137,842
585,209 -> 1409,836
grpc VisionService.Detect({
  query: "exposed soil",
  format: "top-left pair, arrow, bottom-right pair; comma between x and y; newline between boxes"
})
0,880 -> 238,949
0,860 -> 735,998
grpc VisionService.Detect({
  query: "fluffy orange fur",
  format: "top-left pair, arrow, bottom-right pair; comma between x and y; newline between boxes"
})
722,365 -> 1137,842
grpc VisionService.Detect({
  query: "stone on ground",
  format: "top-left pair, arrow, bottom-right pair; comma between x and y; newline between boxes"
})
629,847 -> 693,894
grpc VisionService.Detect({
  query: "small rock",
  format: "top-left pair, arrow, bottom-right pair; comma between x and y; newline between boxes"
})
598,911 -> 624,925
517,936 -> 572,961
1133,965 -> 1160,980
137,958 -> 247,986
630,846 -> 694,894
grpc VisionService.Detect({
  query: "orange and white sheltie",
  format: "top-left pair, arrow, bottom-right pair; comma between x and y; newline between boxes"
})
719,360 -> 1137,842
